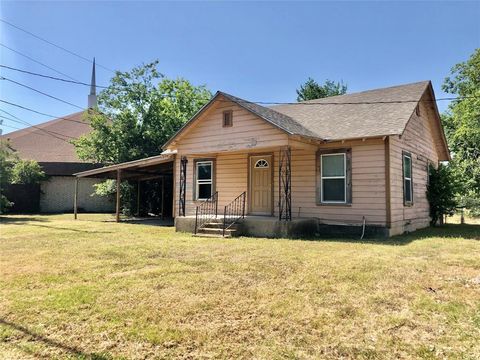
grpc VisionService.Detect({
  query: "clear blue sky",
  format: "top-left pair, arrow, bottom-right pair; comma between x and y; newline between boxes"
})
1,1 -> 479,134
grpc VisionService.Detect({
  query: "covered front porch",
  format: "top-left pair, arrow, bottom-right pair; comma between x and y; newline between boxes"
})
174,145 -> 295,236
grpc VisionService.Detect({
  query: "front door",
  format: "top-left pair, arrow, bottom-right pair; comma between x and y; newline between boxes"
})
249,155 -> 273,215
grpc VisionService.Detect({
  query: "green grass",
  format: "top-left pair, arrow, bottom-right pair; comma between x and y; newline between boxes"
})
0,214 -> 479,359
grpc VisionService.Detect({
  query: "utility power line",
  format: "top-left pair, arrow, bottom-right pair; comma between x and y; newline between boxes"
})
0,112 -> 73,142
0,117 -> 72,140
0,65 -> 109,89
1,76 -> 84,110
0,43 -> 79,81
2,62 -> 475,106
0,18 -> 115,73
0,100 -> 89,125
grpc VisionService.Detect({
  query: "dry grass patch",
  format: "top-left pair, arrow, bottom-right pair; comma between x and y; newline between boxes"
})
0,214 -> 479,359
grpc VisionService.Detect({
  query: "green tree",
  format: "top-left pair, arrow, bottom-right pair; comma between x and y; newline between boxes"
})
11,160 -> 46,184
442,49 -> 480,215
296,78 -> 347,101
74,60 -> 212,164
427,164 -> 458,226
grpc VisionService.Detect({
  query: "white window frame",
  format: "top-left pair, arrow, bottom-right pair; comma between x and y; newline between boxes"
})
195,160 -> 213,200
321,153 -> 347,204
403,153 -> 413,204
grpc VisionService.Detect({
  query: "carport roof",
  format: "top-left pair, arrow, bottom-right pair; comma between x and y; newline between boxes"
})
74,154 -> 174,180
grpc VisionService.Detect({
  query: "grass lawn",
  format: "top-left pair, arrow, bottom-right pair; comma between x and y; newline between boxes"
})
0,214 -> 479,359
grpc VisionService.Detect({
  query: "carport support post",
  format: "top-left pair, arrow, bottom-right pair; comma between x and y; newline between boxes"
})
74,177 -> 79,220
161,176 -> 165,220
136,180 -> 141,217
116,169 -> 121,222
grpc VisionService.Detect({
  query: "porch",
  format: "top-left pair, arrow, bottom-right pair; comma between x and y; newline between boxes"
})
175,214 -> 388,239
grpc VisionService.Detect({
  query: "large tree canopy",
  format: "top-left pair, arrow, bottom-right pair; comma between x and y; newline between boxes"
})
441,49 -> 480,209
296,78 -> 347,101
74,61 -> 212,164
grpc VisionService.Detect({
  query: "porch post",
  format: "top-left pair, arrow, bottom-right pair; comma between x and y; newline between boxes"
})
179,156 -> 187,217
161,176 -> 165,220
136,180 -> 141,217
116,169 -> 121,222
74,177 -> 79,220
279,146 -> 292,221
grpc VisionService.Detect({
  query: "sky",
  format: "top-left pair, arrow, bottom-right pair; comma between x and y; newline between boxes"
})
0,1 -> 479,135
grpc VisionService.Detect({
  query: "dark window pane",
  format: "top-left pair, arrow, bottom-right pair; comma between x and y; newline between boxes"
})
403,156 -> 411,178
223,111 -> 232,127
198,183 -> 212,199
404,179 -> 412,202
322,154 -> 345,177
323,179 -> 345,202
197,163 -> 212,180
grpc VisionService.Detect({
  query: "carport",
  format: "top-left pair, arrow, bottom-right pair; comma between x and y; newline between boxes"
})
73,154 -> 175,222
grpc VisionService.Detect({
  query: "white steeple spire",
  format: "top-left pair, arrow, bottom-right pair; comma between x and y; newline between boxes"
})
88,58 -> 97,108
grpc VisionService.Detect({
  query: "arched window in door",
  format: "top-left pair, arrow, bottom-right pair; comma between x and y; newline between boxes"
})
254,159 -> 269,168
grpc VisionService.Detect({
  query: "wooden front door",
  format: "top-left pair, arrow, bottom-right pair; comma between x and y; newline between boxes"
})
249,155 -> 273,215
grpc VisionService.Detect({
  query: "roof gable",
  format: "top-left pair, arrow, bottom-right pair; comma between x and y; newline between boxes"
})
163,92 -> 308,148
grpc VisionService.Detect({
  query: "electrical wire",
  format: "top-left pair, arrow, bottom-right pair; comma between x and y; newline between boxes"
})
0,43 -> 80,81
0,18 -> 114,73
0,100 -> 90,125
1,76 -> 84,110
0,113 -> 73,142
0,109 -> 76,139
0,65 -> 109,89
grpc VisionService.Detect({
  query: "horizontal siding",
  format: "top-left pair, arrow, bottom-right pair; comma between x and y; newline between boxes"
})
170,97 -> 289,154
290,140 -> 386,225
389,101 -> 439,233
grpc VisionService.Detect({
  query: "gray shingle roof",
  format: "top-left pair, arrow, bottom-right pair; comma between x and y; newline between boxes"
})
164,81 -> 438,148
269,81 -> 430,140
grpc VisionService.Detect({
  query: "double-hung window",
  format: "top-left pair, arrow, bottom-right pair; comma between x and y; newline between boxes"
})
321,153 -> 347,203
195,161 -> 213,200
403,152 -> 413,205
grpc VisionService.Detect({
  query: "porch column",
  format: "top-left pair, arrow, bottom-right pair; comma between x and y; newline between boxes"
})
74,177 -> 79,220
279,146 -> 292,221
136,180 -> 141,217
161,175 -> 165,220
116,169 -> 121,222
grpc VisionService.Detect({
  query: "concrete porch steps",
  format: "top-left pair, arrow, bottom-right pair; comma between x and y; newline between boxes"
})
195,220 -> 240,238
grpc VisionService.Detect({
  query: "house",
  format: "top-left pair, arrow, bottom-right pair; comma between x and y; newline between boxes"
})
1,62 -> 114,213
165,80 -> 449,237
74,80 -> 449,238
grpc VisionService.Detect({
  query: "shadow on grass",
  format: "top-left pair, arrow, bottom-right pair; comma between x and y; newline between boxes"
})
0,216 -> 48,225
29,223 -> 114,234
120,218 -> 174,227
0,318 -> 111,359
307,223 -> 480,246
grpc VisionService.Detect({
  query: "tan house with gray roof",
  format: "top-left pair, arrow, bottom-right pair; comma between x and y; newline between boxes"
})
75,80 -> 449,238
163,80 -> 449,237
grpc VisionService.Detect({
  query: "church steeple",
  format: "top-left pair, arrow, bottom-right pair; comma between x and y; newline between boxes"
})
88,58 -> 97,108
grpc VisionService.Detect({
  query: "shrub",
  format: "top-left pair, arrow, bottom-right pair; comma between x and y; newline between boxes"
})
11,160 -> 46,184
427,164 -> 458,226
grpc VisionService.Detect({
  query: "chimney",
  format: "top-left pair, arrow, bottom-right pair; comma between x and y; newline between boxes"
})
88,58 -> 97,108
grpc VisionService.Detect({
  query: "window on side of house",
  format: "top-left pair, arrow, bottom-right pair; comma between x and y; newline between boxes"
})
403,152 -> 413,205
321,153 -> 347,203
195,160 -> 213,200
223,110 -> 233,127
